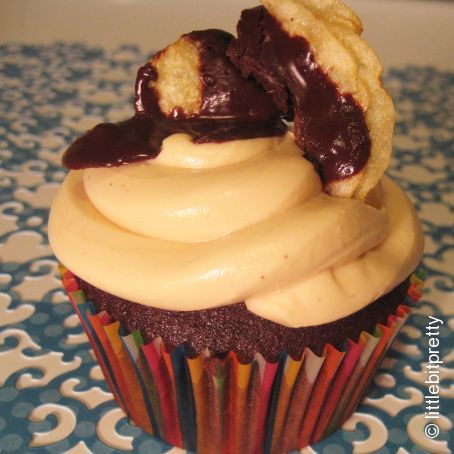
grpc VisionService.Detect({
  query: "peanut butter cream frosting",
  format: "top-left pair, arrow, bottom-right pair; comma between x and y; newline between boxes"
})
48,132 -> 423,327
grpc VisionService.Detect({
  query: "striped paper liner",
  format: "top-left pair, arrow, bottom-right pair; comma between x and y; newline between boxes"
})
60,266 -> 424,454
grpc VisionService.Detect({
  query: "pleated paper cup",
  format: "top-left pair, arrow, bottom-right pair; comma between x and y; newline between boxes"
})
60,265 -> 424,454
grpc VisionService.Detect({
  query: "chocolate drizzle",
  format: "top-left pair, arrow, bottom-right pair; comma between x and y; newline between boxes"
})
62,17 -> 371,177
187,30 -> 281,119
134,62 -> 159,118
63,30 -> 286,170
228,6 -> 371,184
62,115 -> 286,169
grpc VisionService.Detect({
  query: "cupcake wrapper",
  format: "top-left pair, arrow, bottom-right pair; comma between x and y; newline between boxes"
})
60,266 -> 424,454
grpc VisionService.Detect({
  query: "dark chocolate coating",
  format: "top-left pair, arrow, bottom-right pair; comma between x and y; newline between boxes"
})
193,29 -> 278,118
138,29 -> 283,120
228,6 -> 371,184
77,276 -> 410,364
63,29 -> 286,170
62,115 -> 286,169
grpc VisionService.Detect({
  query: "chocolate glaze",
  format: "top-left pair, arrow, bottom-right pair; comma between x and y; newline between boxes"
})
62,115 -> 286,169
228,6 -> 371,184
77,275 -> 411,364
137,29 -> 282,120
63,29 -> 286,169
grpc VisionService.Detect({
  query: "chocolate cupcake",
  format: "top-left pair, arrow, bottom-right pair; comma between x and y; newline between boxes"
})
49,1 -> 424,452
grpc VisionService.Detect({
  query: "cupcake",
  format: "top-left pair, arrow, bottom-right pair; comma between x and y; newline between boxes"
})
49,0 -> 424,453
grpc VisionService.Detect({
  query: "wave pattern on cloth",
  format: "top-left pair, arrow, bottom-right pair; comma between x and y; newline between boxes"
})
0,44 -> 452,453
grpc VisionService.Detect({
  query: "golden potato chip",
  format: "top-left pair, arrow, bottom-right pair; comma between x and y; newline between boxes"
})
260,0 -> 395,199
149,30 -> 282,120
150,36 -> 202,118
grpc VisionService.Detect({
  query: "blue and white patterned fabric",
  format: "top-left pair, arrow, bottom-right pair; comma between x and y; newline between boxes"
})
0,44 -> 452,454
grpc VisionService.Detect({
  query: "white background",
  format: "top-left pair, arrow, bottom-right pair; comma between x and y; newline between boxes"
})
1,0 -> 453,70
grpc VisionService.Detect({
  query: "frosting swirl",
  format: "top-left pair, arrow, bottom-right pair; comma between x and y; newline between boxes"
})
83,133 -> 320,242
49,132 -> 423,327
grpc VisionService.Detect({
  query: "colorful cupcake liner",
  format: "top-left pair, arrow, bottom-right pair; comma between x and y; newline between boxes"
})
60,266 -> 424,454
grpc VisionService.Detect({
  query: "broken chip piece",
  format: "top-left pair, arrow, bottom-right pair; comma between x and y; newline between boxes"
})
145,29 -> 281,120
229,0 -> 395,199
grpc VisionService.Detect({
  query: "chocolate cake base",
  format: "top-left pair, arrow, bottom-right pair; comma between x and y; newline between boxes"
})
76,276 -> 410,364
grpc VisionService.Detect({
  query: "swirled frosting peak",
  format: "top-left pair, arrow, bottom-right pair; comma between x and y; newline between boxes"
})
48,131 -> 423,327
83,133 -> 320,242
